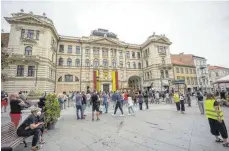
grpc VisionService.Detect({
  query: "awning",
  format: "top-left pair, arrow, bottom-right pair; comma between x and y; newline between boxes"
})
213,75 -> 229,84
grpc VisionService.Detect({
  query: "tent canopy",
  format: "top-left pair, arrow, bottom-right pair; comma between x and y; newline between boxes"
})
213,75 -> 229,84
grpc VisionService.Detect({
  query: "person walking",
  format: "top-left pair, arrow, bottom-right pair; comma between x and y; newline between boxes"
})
127,94 -> 135,115
180,93 -> 185,114
155,91 -> 160,104
143,91 -> 149,109
82,91 -> 87,117
149,88 -> 153,104
138,91 -> 144,110
173,91 -> 180,111
75,91 -> 83,120
205,93 -> 229,147
196,91 -> 204,114
103,92 -> 109,113
186,91 -> 192,107
91,90 -> 100,121
112,90 -> 124,116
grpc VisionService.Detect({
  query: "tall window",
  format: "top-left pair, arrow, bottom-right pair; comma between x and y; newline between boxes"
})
176,67 -> 180,73
165,70 -> 169,78
181,68 -> 184,73
126,51 -> 130,58
133,62 -> 136,69
193,69 -> 196,74
93,59 -> 99,67
132,52 -> 135,58
189,68 -> 192,74
111,49 -> 116,56
21,29 -> 25,38
119,51 -> 123,58
103,59 -> 108,67
160,70 -> 164,78
138,62 -> 141,69
76,46 -> 81,54
36,30 -> 40,40
59,45 -> 64,53
75,59 -> 80,67
137,52 -> 140,59
85,59 -> 90,67
25,46 -> 32,56
93,49 -> 99,55
102,49 -> 108,56
119,61 -> 123,68
146,61 -> 148,67
17,65 -> 24,76
68,45 -> 72,53
185,68 -> 188,74
112,60 -> 116,67
67,58 -> 72,66
85,48 -> 90,54
58,58 -> 63,66
187,77 -> 190,85
127,62 -> 130,68
27,30 -> 34,39
28,66 -> 35,77
65,75 -> 73,82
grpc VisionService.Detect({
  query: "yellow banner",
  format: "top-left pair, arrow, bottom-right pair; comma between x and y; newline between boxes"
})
112,71 -> 116,92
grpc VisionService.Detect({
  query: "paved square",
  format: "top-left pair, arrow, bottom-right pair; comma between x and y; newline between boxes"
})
14,102 -> 229,151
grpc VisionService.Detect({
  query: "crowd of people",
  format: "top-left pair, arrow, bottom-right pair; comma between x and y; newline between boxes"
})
1,88 -> 229,150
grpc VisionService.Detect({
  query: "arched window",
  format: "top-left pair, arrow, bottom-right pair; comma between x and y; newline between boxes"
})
138,62 -> 141,69
112,60 -> 116,68
67,58 -> 72,66
127,62 -> 130,68
133,62 -> 136,69
75,59 -> 80,67
93,59 -> 99,67
103,59 -> 108,67
75,76 -> 79,82
85,59 -> 90,67
58,76 -> 62,82
58,58 -> 63,66
25,46 -> 32,56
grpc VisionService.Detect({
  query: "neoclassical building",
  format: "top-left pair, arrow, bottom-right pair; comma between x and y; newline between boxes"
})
2,11 -> 173,93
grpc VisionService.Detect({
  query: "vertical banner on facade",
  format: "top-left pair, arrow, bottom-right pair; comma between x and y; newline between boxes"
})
96,70 -> 100,92
115,71 -> 119,90
112,71 -> 116,92
93,71 -> 97,90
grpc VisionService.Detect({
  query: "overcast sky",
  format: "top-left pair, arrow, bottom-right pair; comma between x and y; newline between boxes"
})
1,0 -> 229,68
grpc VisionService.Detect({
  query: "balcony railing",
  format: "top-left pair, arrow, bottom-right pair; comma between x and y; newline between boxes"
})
157,63 -> 172,70
199,64 -> 207,69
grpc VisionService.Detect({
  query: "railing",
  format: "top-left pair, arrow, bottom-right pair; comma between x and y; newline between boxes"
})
157,63 -> 172,69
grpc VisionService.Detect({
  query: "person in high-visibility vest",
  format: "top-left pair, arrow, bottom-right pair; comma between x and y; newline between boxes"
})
173,91 -> 180,111
205,93 -> 229,147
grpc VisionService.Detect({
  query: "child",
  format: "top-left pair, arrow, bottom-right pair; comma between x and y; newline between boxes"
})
127,94 -> 135,115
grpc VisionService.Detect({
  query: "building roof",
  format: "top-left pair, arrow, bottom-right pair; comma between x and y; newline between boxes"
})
171,54 -> 195,66
208,65 -> 229,70
1,33 -> 10,48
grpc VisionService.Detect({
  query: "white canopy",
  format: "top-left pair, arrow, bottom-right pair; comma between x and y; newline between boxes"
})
213,75 -> 229,84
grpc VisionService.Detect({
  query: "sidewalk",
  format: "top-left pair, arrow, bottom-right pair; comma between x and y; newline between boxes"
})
13,101 -> 229,151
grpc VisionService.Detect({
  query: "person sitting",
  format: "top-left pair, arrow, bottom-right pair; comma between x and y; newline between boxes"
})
17,108 -> 45,151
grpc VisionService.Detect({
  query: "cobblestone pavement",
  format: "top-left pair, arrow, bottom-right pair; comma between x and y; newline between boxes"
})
11,101 -> 229,151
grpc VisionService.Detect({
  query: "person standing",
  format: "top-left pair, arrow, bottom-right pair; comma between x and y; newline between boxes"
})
155,91 -> 160,104
173,91 -> 180,111
112,90 -> 124,116
205,93 -> 229,147
81,91 -> 87,117
103,92 -> 109,113
165,92 -> 170,104
86,92 -> 91,107
127,94 -> 135,115
138,91 -> 144,110
75,91 -> 83,120
91,90 -> 100,121
186,91 -> 191,107
196,91 -> 204,114
180,93 -> 185,114
149,88 -> 153,104
143,91 -> 149,109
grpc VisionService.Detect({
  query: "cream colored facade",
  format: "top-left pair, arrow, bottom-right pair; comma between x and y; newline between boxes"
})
3,11 -> 174,93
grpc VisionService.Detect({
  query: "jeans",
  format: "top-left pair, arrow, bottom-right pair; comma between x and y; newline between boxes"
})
104,102 -> 108,113
114,101 -> 123,114
144,99 -> 148,109
82,104 -> 86,115
128,106 -> 134,114
17,128 -> 42,147
139,103 -> 143,110
198,101 -> 204,114
180,100 -> 185,112
175,102 -> 180,111
76,105 -> 83,119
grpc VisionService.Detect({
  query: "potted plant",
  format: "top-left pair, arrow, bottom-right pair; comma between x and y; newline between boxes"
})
44,93 -> 61,130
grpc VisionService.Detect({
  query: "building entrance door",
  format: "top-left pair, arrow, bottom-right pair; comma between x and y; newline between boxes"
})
103,84 -> 109,93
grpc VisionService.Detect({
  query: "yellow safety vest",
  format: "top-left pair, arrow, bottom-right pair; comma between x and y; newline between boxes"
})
204,99 -> 224,120
173,93 -> 180,102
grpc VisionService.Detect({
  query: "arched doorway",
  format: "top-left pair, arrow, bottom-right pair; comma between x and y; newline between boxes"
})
128,76 -> 141,90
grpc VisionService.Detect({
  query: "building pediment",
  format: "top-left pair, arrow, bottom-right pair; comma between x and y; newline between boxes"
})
89,38 -> 123,46
5,15 -> 46,25
155,38 -> 171,44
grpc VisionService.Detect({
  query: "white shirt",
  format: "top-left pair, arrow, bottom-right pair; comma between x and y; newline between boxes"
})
128,97 -> 133,107
180,96 -> 184,100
